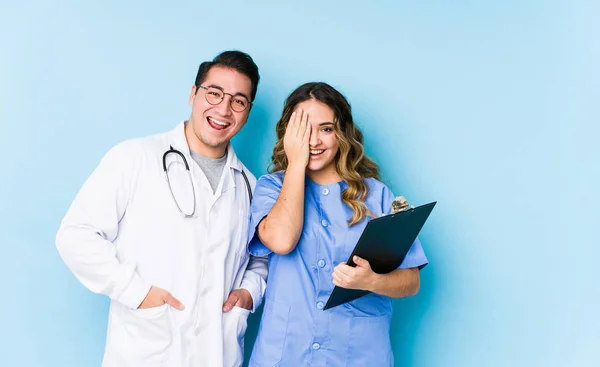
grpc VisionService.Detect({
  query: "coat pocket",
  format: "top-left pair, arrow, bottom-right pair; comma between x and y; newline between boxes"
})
222,306 -> 251,367
111,303 -> 173,363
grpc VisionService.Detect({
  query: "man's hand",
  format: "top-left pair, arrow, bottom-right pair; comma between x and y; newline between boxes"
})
138,286 -> 184,310
332,256 -> 379,291
222,289 -> 253,312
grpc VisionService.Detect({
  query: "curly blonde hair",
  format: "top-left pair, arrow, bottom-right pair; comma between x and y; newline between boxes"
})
269,82 -> 380,226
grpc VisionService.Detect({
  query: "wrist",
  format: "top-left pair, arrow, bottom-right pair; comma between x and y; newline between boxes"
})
239,288 -> 254,310
286,162 -> 306,175
239,288 -> 252,299
368,273 -> 384,293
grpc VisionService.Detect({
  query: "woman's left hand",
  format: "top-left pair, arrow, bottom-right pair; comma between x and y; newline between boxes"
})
332,256 -> 379,291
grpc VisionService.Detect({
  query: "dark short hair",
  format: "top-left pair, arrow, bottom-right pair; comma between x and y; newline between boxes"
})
194,50 -> 260,102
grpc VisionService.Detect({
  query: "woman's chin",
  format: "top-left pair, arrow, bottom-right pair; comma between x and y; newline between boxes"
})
307,161 -> 326,173
307,160 -> 336,177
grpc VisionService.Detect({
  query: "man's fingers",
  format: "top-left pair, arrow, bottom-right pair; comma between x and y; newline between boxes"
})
165,294 -> 184,310
222,293 -> 238,312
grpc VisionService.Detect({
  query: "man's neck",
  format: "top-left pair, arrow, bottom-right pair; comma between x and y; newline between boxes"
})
190,144 -> 227,159
184,122 -> 227,159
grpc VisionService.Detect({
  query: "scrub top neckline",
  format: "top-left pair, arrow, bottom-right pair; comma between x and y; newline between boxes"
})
305,174 -> 346,189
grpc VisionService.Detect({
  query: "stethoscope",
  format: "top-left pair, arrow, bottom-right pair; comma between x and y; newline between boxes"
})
162,145 -> 252,218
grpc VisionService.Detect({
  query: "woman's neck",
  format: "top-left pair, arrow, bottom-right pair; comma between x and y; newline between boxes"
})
307,167 -> 342,186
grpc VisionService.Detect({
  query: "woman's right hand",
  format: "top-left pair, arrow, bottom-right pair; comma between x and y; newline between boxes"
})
283,109 -> 311,169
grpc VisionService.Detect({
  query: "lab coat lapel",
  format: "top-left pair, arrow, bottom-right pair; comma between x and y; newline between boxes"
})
219,143 -> 244,196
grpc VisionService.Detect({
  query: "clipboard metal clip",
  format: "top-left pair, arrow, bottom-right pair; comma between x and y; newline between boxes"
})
391,196 -> 414,214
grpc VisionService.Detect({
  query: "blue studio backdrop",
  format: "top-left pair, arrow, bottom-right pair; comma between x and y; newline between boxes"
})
1,1 -> 598,366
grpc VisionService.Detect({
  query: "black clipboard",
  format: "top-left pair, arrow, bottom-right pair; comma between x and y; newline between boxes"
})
323,201 -> 436,310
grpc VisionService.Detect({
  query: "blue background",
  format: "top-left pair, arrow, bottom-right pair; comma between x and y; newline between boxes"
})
1,0 -> 598,366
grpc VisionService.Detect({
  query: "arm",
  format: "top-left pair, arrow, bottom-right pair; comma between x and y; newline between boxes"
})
56,142 -> 182,310
256,109 -> 311,255
257,164 -> 306,254
241,255 -> 268,311
55,142 -> 151,309
332,256 -> 420,298
332,234 -> 428,298
369,266 -> 420,298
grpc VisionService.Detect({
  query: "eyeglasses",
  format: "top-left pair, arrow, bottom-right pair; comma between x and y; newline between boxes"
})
197,85 -> 251,112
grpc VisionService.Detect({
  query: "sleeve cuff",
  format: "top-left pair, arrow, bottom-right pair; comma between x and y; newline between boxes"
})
115,272 -> 152,310
398,238 -> 429,270
248,211 -> 273,257
240,281 -> 262,313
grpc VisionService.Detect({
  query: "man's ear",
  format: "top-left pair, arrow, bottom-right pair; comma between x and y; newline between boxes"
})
188,86 -> 198,106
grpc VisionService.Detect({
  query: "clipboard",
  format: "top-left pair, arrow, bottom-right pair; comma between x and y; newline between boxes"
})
323,201 -> 436,310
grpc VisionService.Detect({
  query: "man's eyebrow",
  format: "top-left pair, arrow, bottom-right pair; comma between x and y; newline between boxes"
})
206,84 -> 250,101
318,122 -> 335,126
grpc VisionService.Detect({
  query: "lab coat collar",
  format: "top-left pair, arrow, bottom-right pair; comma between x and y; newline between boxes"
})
167,121 -> 245,173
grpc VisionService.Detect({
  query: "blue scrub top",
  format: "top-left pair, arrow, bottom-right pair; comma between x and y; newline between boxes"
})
248,171 -> 428,367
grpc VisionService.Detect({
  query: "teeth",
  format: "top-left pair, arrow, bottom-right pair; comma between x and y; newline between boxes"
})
310,150 -> 324,155
209,117 -> 230,127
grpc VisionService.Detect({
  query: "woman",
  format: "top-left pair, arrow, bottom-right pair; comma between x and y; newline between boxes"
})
247,82 -> 428,366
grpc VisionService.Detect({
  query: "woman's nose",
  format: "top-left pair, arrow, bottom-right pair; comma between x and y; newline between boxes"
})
309,129 -> 320,146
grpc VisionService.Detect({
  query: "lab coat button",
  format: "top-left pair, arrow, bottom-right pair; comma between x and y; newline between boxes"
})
316,301 -> 324,310
312,342 -> 321,350
321,220 -> 327,227
317,259 -> 325,268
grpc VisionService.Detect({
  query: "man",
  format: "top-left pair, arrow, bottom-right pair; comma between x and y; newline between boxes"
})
56,50 -> 267,367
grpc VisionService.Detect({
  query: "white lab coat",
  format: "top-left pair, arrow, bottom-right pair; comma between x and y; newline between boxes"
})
56,122 -> 268,367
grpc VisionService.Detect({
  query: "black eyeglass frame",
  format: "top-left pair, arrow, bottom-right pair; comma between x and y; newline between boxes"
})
197,85 -> 252,112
